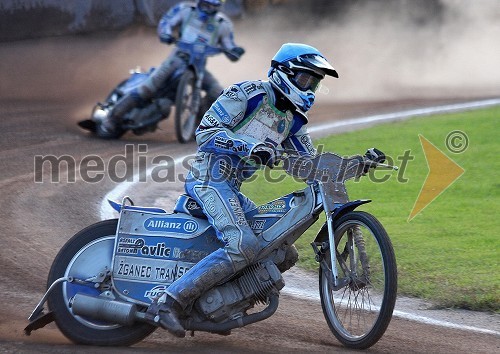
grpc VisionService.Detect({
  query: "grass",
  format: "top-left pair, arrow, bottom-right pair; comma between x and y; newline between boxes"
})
242,106 -> 500,312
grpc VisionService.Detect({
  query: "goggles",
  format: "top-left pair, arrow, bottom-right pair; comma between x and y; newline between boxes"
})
291,71 -> 322,92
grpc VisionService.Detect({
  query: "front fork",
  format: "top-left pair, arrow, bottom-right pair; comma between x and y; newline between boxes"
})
318,182 -> 343,289
312,187 -> 371,290
324,211 -> 341,287
313,215 -> 356,291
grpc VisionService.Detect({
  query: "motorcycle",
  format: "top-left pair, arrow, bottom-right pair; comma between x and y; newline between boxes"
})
78,41 -> 225,143
25,151 -> 398,349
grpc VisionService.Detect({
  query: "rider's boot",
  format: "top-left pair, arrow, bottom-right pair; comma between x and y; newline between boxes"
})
112,92 -> 142,119
97,92 -> 141,138
146,293 -> 185,338
277,245 -> 299,273
96,113 -> 120,138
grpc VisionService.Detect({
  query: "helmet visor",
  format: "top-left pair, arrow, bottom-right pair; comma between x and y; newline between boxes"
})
292,71 -> 322,92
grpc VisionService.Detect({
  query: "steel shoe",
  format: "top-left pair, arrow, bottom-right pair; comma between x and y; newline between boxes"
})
146,293 -> 185,338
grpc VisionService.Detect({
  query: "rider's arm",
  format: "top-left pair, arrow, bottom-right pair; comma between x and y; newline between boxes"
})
157,3 -> 187,41
196,83 -> 265,158
282,124 -> 317,158
215,14 -> 245,61
215,14 -> 236,50
282,125 -> 317,184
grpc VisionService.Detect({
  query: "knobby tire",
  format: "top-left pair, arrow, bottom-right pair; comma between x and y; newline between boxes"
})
319,211 -> 397,349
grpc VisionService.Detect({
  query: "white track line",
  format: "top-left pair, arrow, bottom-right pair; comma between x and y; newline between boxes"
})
282,286 -> 500,336
308,98 -> 500,134
100,156 -> 186,220
99,98 -> 500,334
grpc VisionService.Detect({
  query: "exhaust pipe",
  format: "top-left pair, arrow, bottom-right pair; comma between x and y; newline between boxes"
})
71,292 -> 280,332
70,293 -> 145,326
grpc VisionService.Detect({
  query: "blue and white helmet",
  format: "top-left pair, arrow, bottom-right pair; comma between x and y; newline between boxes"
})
197,0 -> 222,15
268,43 -> 338,114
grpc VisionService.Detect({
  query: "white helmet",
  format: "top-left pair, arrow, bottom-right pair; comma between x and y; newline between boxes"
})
268,43 -> 338,114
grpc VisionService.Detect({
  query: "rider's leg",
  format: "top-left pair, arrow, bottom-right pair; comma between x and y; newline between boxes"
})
137,55 -> 184,99
168,182 -> 260,302
96,88 -> 142,137
110,89 -> 143,120
147,168 -> 260,336
99,55 -> 183,136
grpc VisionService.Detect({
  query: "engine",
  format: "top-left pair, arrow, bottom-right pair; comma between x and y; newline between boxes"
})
195,261 -> 284,323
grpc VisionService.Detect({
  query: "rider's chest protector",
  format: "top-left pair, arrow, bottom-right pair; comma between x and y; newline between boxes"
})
233,92 -> 295,147
181,10 -> 220,46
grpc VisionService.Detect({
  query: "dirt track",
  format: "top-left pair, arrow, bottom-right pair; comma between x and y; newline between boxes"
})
1,32 -> 499,353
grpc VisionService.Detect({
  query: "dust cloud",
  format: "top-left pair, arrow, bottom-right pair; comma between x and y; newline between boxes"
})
1,0 -> 498,105
212,0 -> 500,103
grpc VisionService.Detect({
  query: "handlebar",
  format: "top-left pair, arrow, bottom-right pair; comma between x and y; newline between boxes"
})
363,158 -> 399,171
276,148 -> 397,169
277,151 -> 398,183
175,40 -> 226,57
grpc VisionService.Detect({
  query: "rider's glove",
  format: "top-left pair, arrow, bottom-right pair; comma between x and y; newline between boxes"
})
365,148 -> 386,163
364,148 -> 386,173
225,46 -> 245,62
252,144 -> 278,168
160,34 -> 175,45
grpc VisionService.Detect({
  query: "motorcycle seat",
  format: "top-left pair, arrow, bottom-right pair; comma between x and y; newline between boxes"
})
173,194 -> 207,219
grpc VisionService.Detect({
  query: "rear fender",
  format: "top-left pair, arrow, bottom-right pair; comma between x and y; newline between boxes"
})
107,199 -> 167,214
314,199 -> 371,244
119,71 -> 151,94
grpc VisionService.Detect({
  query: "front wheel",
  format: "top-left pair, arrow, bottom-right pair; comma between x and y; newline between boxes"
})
47,219 -> 156,346
319,211 -> 397,349
175,69 -> 199,143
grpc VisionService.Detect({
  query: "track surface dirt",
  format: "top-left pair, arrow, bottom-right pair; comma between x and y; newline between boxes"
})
0,32 -> 499,353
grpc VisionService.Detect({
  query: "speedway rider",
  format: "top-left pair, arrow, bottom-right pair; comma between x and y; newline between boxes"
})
98,0 -> 245,138
145,43 -> 339,337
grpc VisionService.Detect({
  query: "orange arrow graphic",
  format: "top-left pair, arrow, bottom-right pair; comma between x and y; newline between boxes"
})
408,135 -> 465,221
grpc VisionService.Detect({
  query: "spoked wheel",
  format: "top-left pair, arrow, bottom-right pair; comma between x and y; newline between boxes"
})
47,219 -> 156,346
319,211 -> 397,349
175,69 -> 199,143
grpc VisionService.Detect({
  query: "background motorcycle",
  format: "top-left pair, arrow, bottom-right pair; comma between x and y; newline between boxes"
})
78,41 -> 226,143
25,151 -> 398,349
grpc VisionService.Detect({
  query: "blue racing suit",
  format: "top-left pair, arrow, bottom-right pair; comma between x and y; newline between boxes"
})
138,1 -> 241,101
166,80 -> 316,308
104,2 -> 244,135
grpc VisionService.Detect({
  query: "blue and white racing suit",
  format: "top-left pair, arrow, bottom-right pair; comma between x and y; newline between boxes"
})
166,80 -> 316,308
137,1 -> 240,101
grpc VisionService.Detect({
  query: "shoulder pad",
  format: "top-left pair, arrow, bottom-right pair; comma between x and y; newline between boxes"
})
173,2 -> 193,10
221,84 -> 246,102
236,80 -> 268,99
169,3 -> 195,17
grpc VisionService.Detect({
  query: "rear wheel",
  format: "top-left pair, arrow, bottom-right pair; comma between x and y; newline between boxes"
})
47,219 -> 156,346
319,211 -> 397,349
175,69 -> 199,143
